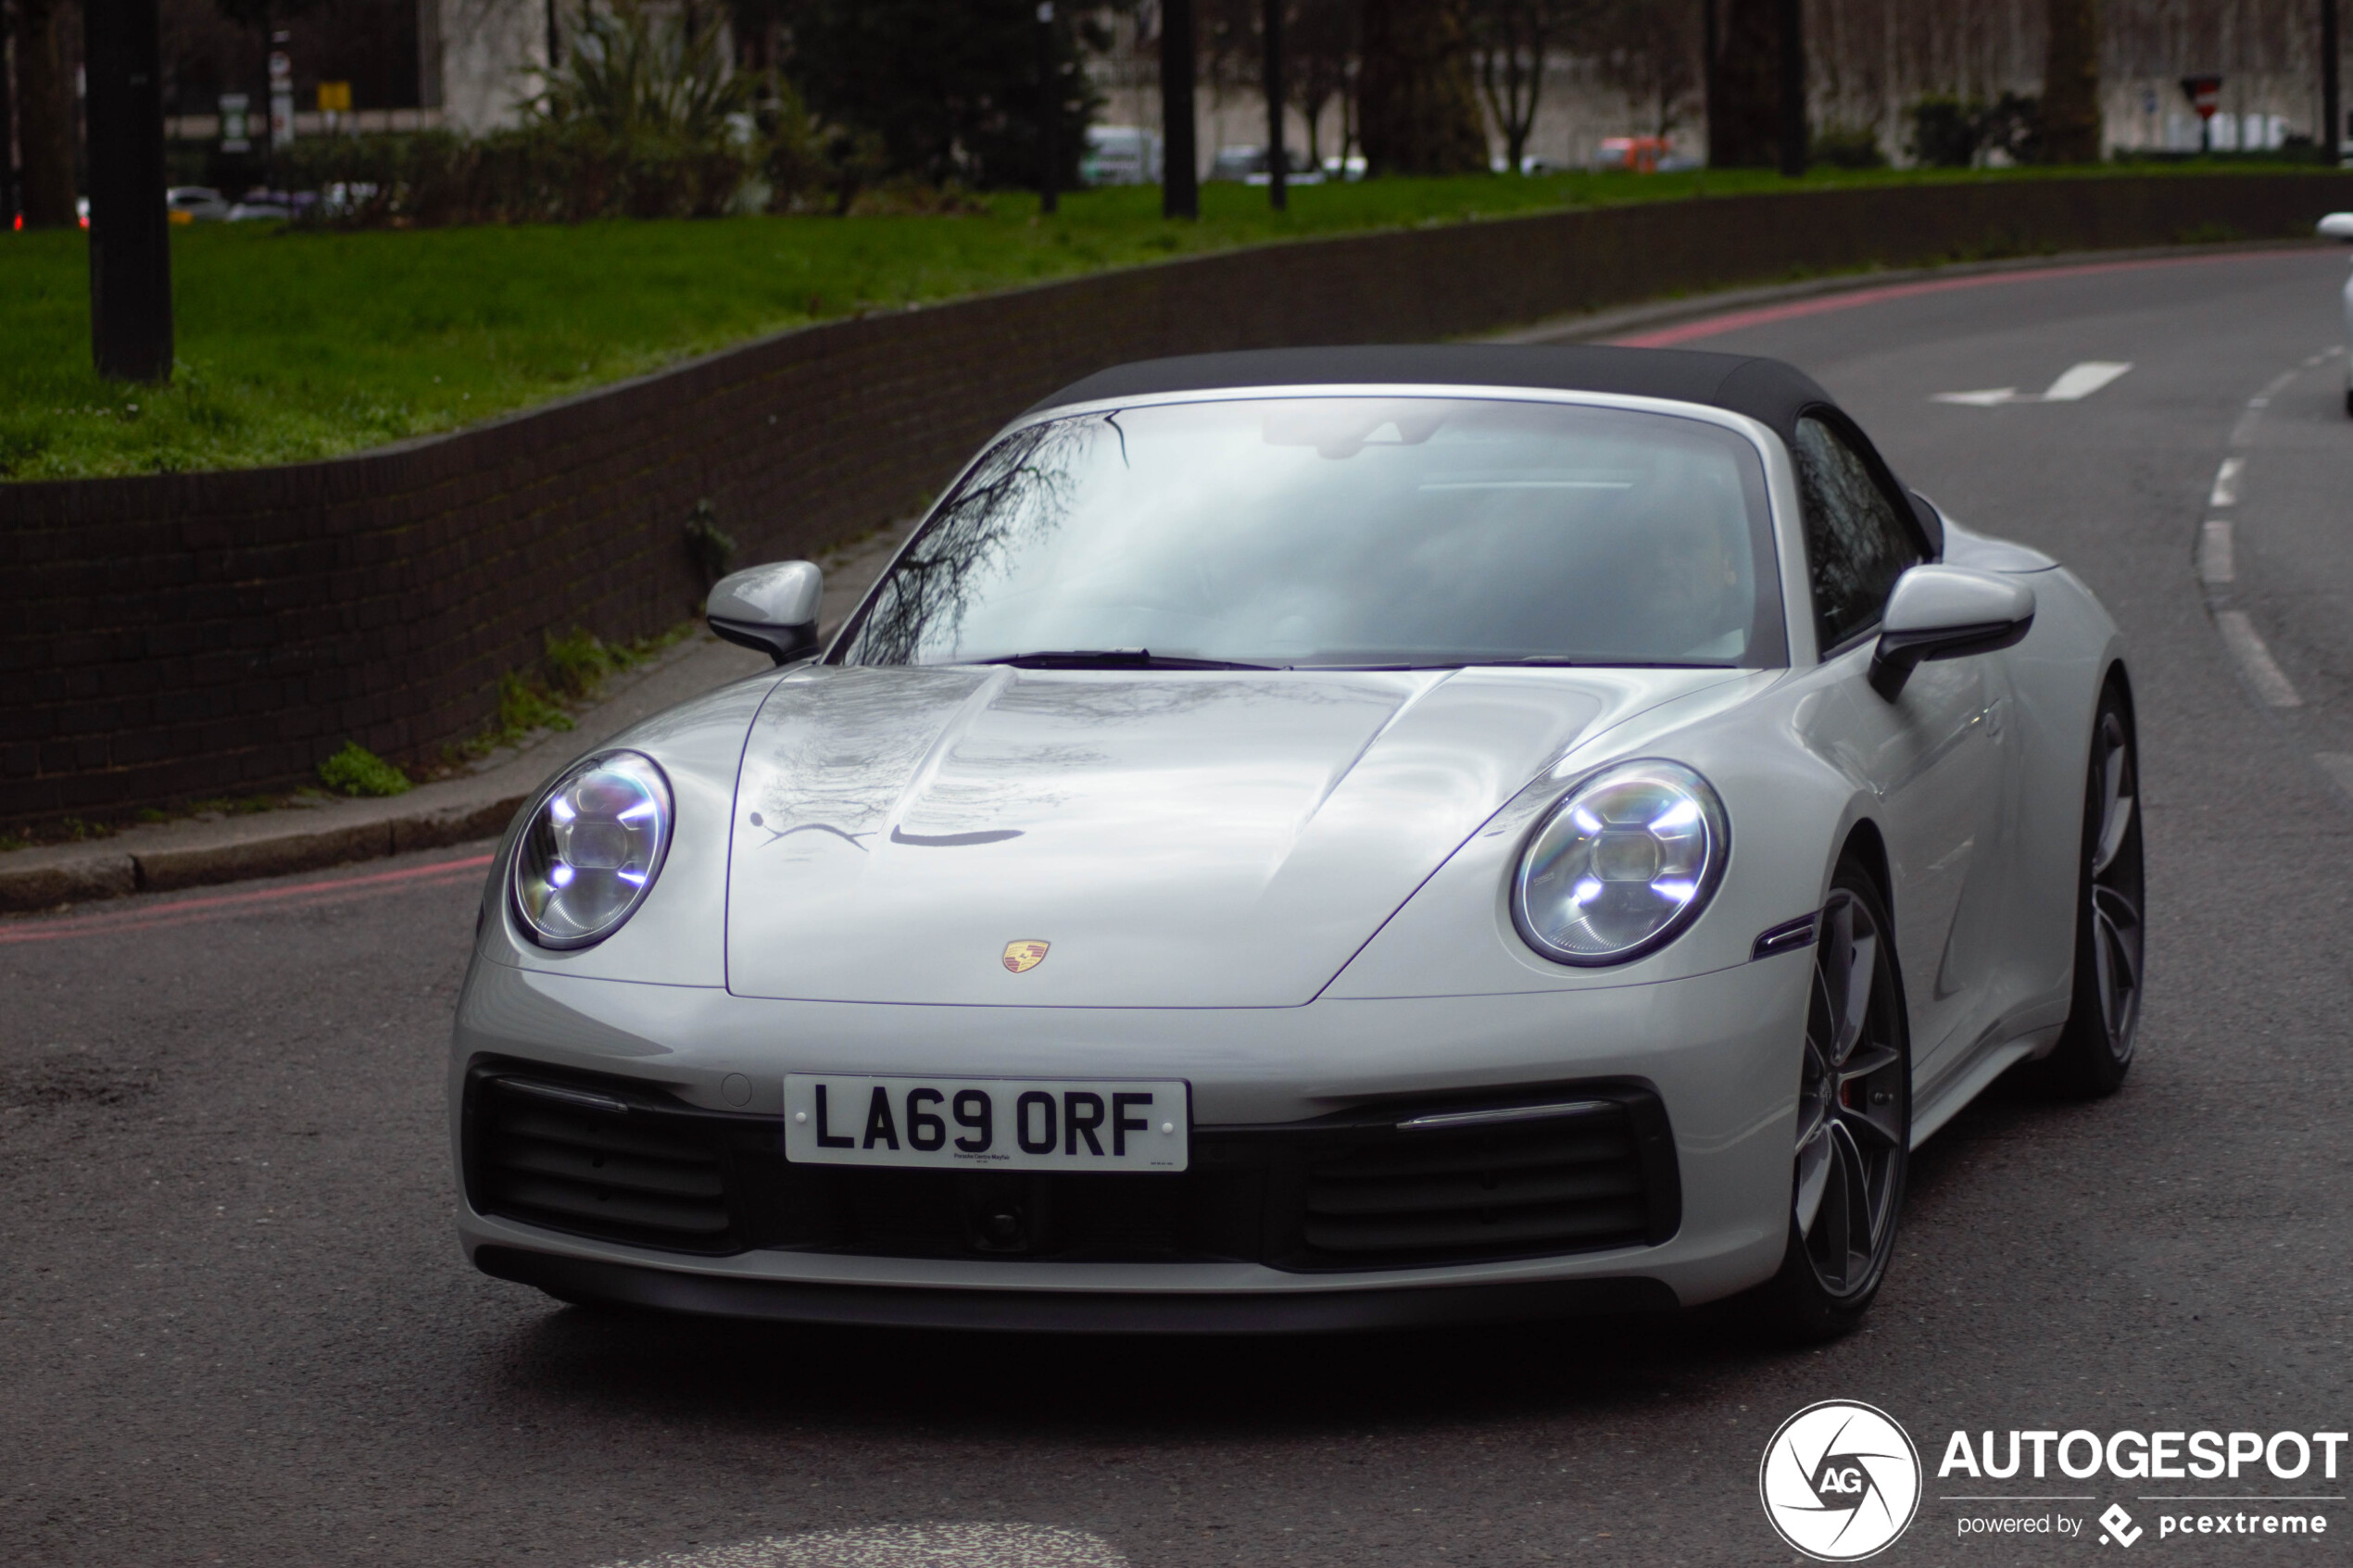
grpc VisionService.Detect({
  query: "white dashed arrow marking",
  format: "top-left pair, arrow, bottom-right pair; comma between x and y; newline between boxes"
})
1932,360 -> 2133,406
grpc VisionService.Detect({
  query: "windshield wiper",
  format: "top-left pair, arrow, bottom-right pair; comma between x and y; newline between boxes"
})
1475,657 -> 1734,669
975,649 -> 1278,671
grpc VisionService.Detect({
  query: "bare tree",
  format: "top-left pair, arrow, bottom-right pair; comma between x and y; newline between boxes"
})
1358,0 -> 1490,174
1590,0 -> 1702,140
11,0 -> 77,226
1288,0 -> 1357,169
1464,0 -> 1586,172
2041,0 -> 2097,159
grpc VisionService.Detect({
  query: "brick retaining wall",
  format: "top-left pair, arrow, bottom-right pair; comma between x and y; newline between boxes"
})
5,172 -> 2348,822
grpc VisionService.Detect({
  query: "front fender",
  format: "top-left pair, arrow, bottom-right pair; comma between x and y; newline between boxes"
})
1324,669 -> 1866,1000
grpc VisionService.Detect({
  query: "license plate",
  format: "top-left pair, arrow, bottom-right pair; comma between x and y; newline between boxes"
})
783,1074 -> 1189,1172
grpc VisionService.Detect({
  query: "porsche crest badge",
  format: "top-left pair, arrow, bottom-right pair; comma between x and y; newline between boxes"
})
1001,940 -> 1051,973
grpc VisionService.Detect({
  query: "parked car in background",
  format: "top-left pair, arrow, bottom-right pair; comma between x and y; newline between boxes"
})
224,189 -> 313,222
1081,125 -> 1163,186
1592,136 -> 1671,173
167,186 -> 231,223
1209,145 -> 1324,185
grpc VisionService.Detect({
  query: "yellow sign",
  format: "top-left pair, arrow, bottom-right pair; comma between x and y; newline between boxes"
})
317,82 -> 352,113
1000,940 -> 1050,974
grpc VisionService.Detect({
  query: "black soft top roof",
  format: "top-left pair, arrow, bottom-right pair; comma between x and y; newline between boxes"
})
1031,344 -> 1836,439
1028,344 -> 1941,555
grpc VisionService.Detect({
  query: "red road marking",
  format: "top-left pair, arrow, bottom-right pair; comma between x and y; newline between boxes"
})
0,853 -> 493,945
1614,252 -> 2288,347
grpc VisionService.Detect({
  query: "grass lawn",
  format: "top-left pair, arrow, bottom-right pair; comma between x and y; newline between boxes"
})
0,160 -> 2313,481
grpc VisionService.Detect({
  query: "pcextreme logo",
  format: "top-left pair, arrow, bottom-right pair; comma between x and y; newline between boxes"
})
1759,1400 -> 1925,1561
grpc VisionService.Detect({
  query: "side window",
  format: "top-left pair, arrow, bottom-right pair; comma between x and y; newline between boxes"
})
1792,414 -> 1922,653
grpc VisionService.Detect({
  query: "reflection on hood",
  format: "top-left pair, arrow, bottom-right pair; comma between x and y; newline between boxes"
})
724,664 -> 1727,1008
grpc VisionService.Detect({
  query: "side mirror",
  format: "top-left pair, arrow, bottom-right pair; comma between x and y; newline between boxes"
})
2318,212 -> 2353,241
708,560 -> 824,665
1869,565 -> 2035,700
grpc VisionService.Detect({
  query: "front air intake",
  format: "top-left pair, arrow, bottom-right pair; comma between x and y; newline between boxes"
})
470,1073 -> 738,1252
1300,1105 -> 1652,1262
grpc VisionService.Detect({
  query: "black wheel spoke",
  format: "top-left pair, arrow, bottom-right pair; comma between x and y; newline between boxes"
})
1831,1120 -> 1875,1275
1833,934 -> 1876,1064
1791,885 -> 1907,1305
2080,707 -> 2144,1072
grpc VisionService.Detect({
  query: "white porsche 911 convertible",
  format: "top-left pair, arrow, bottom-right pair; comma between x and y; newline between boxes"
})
451,345 -> 2143,1339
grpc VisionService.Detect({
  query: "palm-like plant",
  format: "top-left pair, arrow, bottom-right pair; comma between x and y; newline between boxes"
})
538,0 -> 756,144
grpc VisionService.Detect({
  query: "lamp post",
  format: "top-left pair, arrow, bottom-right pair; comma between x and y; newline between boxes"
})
1161,0 -> 1198,220
1037,1 -> 1058,215
2324,0 -> 2342,165
84,0 -> 174,383
1,6 -> 19,230
1263,0 -> 1286,209
1776,0 -> 1805,177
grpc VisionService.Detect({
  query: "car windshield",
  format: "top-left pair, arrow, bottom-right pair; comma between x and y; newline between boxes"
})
836,395 -> 1784,670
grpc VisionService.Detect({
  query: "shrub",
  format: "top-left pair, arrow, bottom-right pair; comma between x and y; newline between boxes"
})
319,742 -> 412,797
684,498 -> 738,585
497,671 -> 574,736
1812,125 -> 1888,169
1907,98 -> 1979,168
1904,94 -> 2043,169
284,1 -> 761,226
542,627 -> 621,699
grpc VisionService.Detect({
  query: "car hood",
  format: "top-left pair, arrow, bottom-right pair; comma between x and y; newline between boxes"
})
725,664 -> 1739,1006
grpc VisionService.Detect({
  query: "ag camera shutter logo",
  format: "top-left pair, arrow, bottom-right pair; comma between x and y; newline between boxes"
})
1759,1400 -> 1923,1561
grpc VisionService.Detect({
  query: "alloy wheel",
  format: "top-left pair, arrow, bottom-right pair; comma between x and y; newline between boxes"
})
1793,888 -> 1908,1299
2084,709 -> 2145,1066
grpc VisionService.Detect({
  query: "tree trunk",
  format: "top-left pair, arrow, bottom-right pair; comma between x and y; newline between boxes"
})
1708,0 -> 1780,169
1357,0 -> 1488,176
14,0 -> 77,227
2041,0 -> 2099,163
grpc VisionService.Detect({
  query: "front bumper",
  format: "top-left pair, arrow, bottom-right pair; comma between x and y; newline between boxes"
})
451,952 -> 1810,1324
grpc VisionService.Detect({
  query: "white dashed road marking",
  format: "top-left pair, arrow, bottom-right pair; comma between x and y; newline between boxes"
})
2198,520 -> 2235,584
594,1524 -> 1130,1568
2208,458 -> 2245,508
2318,754 -> 2353,798
2038,360 -> 2133,401
2214,610 -> 2303,708
1931,361 -> 2132,406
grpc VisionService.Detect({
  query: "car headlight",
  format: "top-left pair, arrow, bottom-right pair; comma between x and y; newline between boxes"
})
510,750 -> 673,948
1513,759 -> 1728,966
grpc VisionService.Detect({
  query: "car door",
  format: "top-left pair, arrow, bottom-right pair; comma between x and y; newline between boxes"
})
1790,412 -> 2008,1081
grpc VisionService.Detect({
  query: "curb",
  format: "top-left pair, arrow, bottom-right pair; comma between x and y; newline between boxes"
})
0,524 -> 909,917
0,793 -> 527,913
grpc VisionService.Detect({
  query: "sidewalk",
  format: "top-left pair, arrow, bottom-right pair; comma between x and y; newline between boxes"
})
0,522 -> 913,914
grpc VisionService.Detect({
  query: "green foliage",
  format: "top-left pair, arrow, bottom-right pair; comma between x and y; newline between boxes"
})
282,1 -> 760,225
1907,99 -> 1980,168
1906,93 -> 2042,169
543,0 -> 753,144
786,0 -> 1101,189
2,165 -> 2318,480
542,627 -> 623,698
497,670 -> 575,737
318,741 -> 413,797
1812,126 -> 1888,170
684,498 -> 738,585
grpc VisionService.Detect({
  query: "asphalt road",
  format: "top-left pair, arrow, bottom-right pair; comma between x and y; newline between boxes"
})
6,247 -> 2351,1568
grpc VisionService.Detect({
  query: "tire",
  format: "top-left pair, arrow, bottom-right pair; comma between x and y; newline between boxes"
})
2044,683 -> 2145,1097
2343,385 -> 2353,419
1750,862 -> 1913,1343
